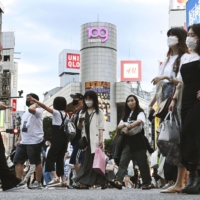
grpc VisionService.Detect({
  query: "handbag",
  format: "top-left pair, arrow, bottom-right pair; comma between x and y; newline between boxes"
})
158,111 -> 180,144
106,162 -> 115,171
153,97 -> 172,119
150,149 -> 159,168
93,148 -> 105,175
122,120 -> 143,136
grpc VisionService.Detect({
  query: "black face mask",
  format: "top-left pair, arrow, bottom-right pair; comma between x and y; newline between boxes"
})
26,101 -> 31,107
72,100 -> 79,106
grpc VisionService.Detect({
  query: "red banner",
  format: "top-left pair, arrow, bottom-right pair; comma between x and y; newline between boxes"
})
12,99 -> 17,112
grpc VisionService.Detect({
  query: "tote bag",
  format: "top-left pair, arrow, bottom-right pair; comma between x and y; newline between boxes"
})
93,148 -> 105,175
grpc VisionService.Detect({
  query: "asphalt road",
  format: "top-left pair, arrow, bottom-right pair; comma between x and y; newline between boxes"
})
0,188 -> 200,200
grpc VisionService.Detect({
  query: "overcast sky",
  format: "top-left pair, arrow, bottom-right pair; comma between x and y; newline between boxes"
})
1,0 -> 169,110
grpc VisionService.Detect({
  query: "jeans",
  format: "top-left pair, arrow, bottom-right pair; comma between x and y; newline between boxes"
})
43,163 -> 53,184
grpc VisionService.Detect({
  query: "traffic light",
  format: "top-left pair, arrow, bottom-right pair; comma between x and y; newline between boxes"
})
6,128 -> 19,134
13,128 -> 19,134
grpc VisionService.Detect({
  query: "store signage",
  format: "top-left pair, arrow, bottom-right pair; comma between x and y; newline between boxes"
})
66,53 -> 80,69
186,0 -> 200,27
121,61 -> 142,82
87,27 -> 108,43
12,99 -> 17,112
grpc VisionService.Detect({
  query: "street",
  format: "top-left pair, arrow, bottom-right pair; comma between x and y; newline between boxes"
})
0,188 -> 200,200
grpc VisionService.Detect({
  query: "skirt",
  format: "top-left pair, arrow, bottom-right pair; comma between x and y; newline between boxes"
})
74,146 -> 107,186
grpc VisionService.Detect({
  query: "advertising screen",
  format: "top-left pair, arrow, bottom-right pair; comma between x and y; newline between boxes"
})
121,60 -> 142,82
186,0 -> 200,27
85,81 -> 110,122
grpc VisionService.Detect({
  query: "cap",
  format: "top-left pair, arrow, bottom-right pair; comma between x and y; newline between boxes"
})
70,93 -> 84,99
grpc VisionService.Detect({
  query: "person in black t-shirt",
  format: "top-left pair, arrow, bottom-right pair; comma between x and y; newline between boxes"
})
69,93 -> 84,174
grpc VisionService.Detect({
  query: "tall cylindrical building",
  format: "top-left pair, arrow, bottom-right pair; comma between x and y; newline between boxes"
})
80,22 -> 117,137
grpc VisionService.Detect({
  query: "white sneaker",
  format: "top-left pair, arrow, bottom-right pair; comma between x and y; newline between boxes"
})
47,178 -> 61,187
29,181 -> 43,189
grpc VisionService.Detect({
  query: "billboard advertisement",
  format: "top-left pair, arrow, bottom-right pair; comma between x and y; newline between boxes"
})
85,81 -> 110,122
186,0 -> 200,28
121,60 -> 142,82
66,53 -> 80,69
58,49 -> 80,76
170,0 -> 187,9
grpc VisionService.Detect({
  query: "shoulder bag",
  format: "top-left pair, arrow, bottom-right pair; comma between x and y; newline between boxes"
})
158,111 -> 180,144
122,120 -> 143,136
59,111 -> 76,141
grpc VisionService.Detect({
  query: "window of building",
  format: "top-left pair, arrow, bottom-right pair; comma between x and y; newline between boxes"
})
3,55 -> 10,62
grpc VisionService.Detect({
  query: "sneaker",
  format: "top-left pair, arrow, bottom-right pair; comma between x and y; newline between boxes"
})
29,181 -> 43,189
47,178 -> 61,187
17,181 -> 27,189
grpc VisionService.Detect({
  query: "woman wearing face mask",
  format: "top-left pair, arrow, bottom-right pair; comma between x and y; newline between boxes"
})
110,95 -> 151,190
74,90 -> 107,189
148,27 -> 189,193
169,23 -> 200,194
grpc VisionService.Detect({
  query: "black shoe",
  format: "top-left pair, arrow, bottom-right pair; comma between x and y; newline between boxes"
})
182,167 -> 200,194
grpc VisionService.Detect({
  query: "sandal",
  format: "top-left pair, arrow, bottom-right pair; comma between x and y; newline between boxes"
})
74,183 -> 89,189
109,180 -> 122,190
141,184 -> 151,190
101,184 -> 108,190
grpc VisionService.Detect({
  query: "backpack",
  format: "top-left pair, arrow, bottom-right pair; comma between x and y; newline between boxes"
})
59,111 -> 76,141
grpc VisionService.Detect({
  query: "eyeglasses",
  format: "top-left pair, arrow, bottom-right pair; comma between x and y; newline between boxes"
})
187,32 -> 196,37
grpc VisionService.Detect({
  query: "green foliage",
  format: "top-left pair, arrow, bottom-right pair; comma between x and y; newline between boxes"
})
43,116 -> 52,141
104,128 -> 117,153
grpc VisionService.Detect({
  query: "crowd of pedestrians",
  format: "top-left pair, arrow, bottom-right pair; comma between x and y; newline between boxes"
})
0,23 -> 200,195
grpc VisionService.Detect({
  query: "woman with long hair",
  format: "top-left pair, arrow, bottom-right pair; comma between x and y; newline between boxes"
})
74,90 -> 107,189
29,96 -> 69,187
169,23 -> 200,194
110,95 -> 151,190
148,27 -> 189,193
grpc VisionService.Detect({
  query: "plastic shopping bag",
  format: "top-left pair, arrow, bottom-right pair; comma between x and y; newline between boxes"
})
92,148 -> 105,175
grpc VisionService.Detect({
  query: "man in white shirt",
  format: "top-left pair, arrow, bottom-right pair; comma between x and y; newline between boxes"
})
13,93 -> 44,189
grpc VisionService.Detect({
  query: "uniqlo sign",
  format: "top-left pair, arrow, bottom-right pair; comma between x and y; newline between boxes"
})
121,61 -> 142,81
66,53 -> 80,69
12,99 -> 17,112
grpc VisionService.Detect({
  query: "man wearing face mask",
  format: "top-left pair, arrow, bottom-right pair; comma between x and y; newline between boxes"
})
13,93 -> 44,189
69,93 -> 84,177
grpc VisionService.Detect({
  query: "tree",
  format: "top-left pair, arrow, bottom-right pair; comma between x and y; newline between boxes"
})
43,116 -> 52,141
104,128 -> 117,153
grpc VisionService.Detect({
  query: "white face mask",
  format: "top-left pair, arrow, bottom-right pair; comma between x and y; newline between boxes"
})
85,101 -> 93,107
167,36 -> 178,47
186,37 -> 197,50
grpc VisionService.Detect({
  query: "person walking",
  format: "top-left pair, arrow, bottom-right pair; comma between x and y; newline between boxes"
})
13,93 -> 44,189
29,96 -> 69,187
69,93 -> 84,176
169,23 -> 200,194
42,140 -> 53,185
0,102 -> 21,191
110,95 -> 151,190
74,90 -> 107,189
148,27 -> 189,193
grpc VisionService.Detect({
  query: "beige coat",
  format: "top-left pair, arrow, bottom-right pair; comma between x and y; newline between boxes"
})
77,109 -> 104,154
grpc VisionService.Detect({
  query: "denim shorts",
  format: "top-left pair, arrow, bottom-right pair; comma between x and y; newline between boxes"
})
13,143 -> 42,165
